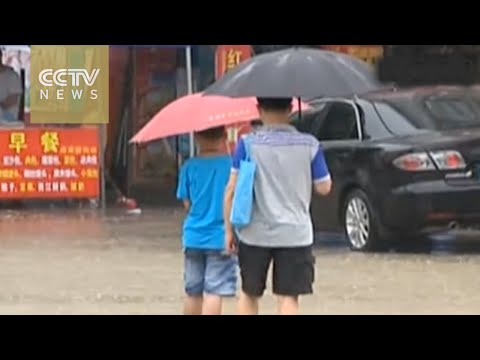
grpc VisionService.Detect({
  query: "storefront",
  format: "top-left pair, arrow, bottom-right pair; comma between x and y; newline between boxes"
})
0,46 -> 103,207
108,45 -> 217,204
109,45 -> 385,204
2,45 -> 387,207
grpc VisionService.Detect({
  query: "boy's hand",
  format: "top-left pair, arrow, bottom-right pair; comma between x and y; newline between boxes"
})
225,230 -> 237,255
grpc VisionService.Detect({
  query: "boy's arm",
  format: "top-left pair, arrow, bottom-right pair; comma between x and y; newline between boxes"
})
224,172 -> 237,250
224,138 -> 246,253
312,145 -> 333,196
176,164 -> 191,208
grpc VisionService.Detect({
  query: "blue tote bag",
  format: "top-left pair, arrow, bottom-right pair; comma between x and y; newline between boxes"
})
230,135 -> 256,229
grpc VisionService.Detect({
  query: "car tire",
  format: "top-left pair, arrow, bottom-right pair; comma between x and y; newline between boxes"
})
342,189 -> 390,252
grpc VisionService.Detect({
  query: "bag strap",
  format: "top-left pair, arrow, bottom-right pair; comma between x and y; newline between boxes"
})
243,135 -> 253,162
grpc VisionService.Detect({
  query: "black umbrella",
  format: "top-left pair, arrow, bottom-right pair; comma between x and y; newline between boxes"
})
204,48 -> 383,100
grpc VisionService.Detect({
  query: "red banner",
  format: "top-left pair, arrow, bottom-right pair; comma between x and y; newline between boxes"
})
0,127 -> 100,199
215,45 -> 253,152
215,45 -> 252,80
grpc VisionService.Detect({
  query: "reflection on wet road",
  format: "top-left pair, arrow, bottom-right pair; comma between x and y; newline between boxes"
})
0,209 -> 479,314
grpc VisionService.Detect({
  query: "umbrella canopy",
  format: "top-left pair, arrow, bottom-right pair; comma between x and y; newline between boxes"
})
203,48 -> 383,100
130,93 -> 309,144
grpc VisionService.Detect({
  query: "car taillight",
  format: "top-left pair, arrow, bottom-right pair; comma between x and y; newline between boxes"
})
429,150 -> 466,170
393,153 -> 435,171
393,151 -> 466,172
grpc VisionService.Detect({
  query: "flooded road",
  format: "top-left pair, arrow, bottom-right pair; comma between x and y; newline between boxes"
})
0,208 -> 479,315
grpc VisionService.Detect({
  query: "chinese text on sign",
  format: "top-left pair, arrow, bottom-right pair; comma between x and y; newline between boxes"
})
0,127 -> 100,199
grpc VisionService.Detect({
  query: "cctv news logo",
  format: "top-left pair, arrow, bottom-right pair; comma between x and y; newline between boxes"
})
30,45 -> 109,124
38,69 -> 100,100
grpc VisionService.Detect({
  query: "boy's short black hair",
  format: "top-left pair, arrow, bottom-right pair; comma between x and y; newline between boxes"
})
257,97 -> 293,112
195,126 -> 226,140
251,119 -> 263,127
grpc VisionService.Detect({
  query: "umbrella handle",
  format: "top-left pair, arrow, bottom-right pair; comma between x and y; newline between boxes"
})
225,139 -> 232,156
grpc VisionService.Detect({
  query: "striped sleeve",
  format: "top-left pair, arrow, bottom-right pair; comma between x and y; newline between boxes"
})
311,145 -> 331,183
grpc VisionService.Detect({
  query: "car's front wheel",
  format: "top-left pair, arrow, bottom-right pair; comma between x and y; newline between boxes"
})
343,189 -> 386,252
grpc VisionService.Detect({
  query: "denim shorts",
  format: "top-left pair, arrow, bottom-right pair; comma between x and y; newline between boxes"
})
184,249 -> 238,297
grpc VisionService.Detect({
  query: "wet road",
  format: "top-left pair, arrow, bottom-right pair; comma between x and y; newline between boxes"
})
0,208 -> 479,315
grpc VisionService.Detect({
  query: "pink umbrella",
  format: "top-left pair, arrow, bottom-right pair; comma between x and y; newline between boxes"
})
130,93 -> 309,144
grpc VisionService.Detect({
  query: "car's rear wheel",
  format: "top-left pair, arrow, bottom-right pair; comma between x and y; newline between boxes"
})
342,189 -> 434,253
343,189 -> 386,252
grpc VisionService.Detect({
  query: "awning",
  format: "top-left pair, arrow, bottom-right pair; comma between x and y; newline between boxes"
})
110,45 -> 192,48
1,45 -> 191,50
0,45 -> 30,52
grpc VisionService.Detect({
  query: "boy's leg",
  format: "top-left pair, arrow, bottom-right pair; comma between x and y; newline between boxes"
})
238,291 -> 259,315
184,296 -> 203,316
277,295 -> 299,316
203,252 -> 238,315
237,242 -> 272,315
272,246 -> 315,316
202,294 -> 222,315
184,250 -> 206,315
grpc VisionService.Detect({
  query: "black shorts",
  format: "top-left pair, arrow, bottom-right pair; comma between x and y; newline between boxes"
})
238,242 -> 315,297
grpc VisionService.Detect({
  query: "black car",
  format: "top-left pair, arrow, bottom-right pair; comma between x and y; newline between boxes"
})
291,86 -> 480,252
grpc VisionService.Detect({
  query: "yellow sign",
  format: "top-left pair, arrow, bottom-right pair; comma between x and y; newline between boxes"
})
347,46 -> 384,66
226,49 -> 242,71
323,46 -> 384,66
30,45 -> 109,124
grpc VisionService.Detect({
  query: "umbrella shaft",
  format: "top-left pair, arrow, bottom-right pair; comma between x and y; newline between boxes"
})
185,46 -> 195,158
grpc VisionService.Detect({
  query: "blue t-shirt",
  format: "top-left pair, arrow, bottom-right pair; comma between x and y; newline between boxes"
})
177,155 -> 232,250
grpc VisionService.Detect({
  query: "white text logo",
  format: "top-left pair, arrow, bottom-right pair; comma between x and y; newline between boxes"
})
39,69 -> 100,87
38,69 -> 100,100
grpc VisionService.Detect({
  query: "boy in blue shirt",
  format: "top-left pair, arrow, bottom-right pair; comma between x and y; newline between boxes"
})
177,126 -> 238,315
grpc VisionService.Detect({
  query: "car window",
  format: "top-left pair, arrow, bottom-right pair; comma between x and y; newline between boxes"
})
372,91 -> 480,134
307,101 -> 329,113
355,99 -> 392,139
424,97 -> 480,129
316,102 -> 360,141
290,102 -> 328,134
373,101 -> 422,135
